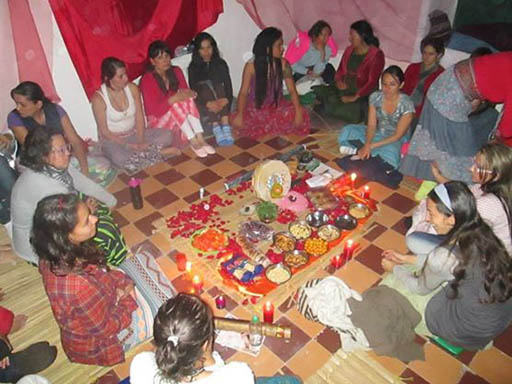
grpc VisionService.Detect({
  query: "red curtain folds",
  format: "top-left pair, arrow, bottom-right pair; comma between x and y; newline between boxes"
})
49,0 -> 223,99
8,0 -> 60,102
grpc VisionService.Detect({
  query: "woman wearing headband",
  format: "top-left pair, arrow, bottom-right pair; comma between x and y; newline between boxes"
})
381,181 -> 512,349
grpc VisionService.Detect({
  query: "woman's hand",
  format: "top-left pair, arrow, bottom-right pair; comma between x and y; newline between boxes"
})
341,95 -> 358,103
0,134 -> 12,150
0,357 -> 9,369
381,258 -> 397,272
85,197 -> 98,213
232,113 -> 243,128
294,108 -> 304,127
116,282 -> 134,303
431,162 -> 449,184
336,80 -> 348,90
358,143 -> 372,160
382,249 -> 415,265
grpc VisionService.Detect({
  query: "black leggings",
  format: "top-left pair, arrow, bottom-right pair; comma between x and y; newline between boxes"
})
293,63 -> 336,85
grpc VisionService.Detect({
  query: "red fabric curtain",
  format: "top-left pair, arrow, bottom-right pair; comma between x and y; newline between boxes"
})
49,0 -> 223,99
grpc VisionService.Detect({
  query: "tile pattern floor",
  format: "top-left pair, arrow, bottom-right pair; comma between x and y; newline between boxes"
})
97,113 -> 512,384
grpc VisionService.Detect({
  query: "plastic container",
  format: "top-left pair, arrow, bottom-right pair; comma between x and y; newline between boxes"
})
249,315 -> 263,347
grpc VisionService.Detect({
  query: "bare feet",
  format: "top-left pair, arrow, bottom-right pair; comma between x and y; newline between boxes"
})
161,147 -> 181,157
11,314 -> 28,334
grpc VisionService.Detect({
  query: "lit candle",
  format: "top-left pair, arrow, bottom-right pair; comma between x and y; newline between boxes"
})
215,295 -> 226,309
185,261 -> 193,274
176,253 -> 187,271
362,185 -> 370,200
331,254 -> 342,269
343,239 -> 354,266
192,275 -> 203,293
263,301 -> 274,324
350,173 -> 357,189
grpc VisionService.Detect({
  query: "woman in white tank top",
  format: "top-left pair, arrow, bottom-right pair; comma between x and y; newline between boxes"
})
91,57 -> 179,173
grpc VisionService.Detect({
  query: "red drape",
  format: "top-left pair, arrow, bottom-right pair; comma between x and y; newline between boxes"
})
8,0 -> 60,102
49,0 -> 223,99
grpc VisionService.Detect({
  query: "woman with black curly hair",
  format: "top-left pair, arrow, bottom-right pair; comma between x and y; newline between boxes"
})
382,181 -> 512,349
188,32 -> 234,146
232,27 -> 310,139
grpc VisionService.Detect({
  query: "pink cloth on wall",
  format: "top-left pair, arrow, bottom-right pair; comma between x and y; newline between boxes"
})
236,0 -> 423,62
8,0 -> 60,102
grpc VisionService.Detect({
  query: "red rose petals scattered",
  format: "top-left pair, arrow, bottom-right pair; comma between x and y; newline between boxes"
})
277,209 -> 297,224
242,298 -> 249,306
250,297 -> 258,304
266,249 -> 284,264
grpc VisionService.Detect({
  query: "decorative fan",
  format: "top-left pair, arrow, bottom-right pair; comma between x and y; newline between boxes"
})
252,160 -> 291,202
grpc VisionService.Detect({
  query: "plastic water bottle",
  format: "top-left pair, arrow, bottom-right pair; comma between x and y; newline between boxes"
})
249,315 -> 263,347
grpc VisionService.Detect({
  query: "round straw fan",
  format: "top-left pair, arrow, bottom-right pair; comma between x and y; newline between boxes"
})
252,160 -> 291,202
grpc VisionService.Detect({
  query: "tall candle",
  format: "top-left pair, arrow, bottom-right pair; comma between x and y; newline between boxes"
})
343,239 -> 354,264
350,173 -> 357,189
331,254 -> 343,269
362,185 -> 370,199
176,253 -> 187,271
192,275 -> 203,293
263,301 -> 274,324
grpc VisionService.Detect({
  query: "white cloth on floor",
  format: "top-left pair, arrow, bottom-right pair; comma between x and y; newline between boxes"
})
302,276 -> 369,351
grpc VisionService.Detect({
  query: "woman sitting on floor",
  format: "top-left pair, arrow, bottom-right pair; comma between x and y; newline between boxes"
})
10,127 -> 126,266
188,32 -> 234,147
284,20 -> 338,85
8,82 -> 114,184
91,57 -> 178,174
32,194 -> 152,366
313,20 -> 384,123
232,27 -> 310,139
382,181 -> 512,349
402,37 -> 445,132
140,40 -> 215,158
338,66 -> 414,169
130,293 -> 300,384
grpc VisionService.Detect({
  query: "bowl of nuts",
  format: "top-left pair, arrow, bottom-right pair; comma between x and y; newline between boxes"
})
317,224 -> 341,242
304,237 -> 328,256
273,232 -> 296,252
305,210 -> 329,228
289,221 -> 312,240
265,263 -> 292,285
284,250 -> 309,268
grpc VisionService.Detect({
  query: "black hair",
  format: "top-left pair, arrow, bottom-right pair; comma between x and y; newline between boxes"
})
153,293 -> 214,382
253,27 -> 283,109
420,36 -> 445,56
308,20 -> 332,39
350,20 -> 380,48
382,65 -> 405,84
10,81 -> 50,106
31,194 -> 106,273
20,126 -> 62,171
426,181 -> 512,303
190,32 -> 221,68
147,40 -> 179,93
471,47 -> 493,58
101,57 -> 126,87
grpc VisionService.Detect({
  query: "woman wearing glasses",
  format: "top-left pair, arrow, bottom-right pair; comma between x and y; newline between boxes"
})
10,127 -> 126,266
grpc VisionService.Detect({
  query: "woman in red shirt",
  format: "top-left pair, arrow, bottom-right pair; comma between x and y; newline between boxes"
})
31,194 -> 149,366
140,40 -> 215,158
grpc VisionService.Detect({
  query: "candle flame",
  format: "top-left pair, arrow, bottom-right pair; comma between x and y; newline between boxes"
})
347,239 -> 354,247
192,275 -> 201,283
364,185 -> 369,191
350,172 -> 357,181
185,261 -> 192,272
265,301 -> 272,309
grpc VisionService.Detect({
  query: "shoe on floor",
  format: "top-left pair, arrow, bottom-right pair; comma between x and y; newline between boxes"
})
3,341 -> 57,382
191,145 -> 208,158
202,144 -> 216,155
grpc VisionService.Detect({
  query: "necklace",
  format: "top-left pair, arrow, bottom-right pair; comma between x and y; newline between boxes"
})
107,87 -> 129,116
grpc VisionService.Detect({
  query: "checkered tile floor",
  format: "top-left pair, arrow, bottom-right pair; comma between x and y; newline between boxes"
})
97,112 -> 512,384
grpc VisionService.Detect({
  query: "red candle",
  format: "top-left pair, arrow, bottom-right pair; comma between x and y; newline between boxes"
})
185,261 -> 193,275
362,185 -> 370,200
192,275 -> 203,293
350,173 -> 357,189
215,295 -> 226,309
176,253 -> 187,271
263,301 -> 274,324
331,254 -> 343,269
343,239 -> 354,264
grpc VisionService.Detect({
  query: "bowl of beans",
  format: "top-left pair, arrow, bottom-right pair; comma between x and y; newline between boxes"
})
284,250 -> 309,268
289,221 -> 312,240
273,232 -> 296,252
265,263 -> 292,285
317,224 -> 341,242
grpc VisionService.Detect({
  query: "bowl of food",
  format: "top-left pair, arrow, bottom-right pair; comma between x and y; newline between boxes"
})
265,263 -> 292,285
240,220 -> 274,242
289,220 -> 312,240
284,250 -> 309,268
317,224 -> 341,242
334,214 -> 358,230
304,237 -> 328,256
256,201 -> 278,223
348,203 -> 370,220
305,210 -> 329,228
273,232 -> 296,252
